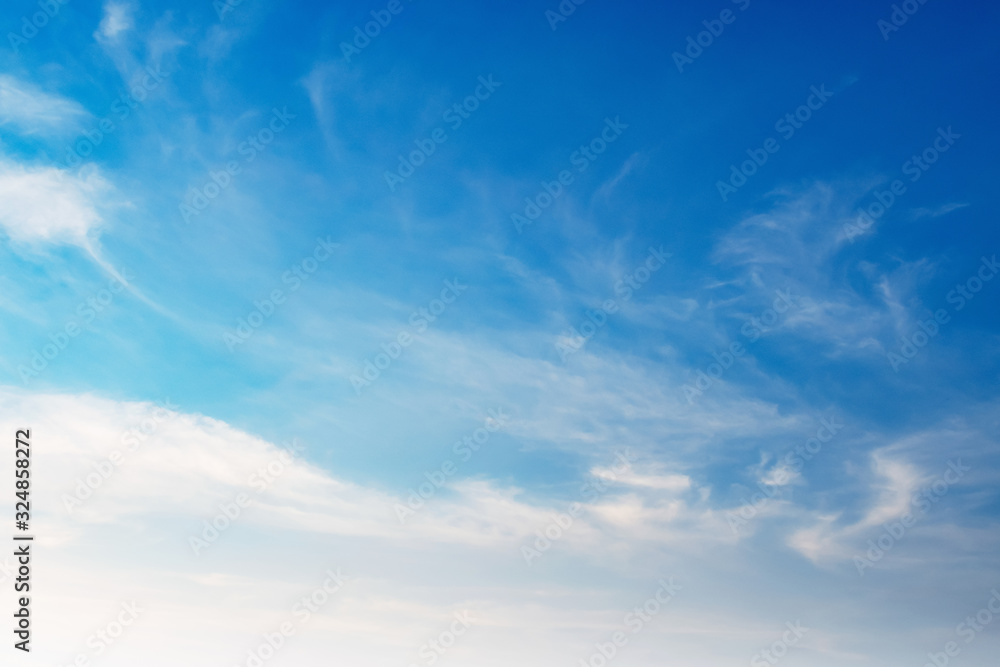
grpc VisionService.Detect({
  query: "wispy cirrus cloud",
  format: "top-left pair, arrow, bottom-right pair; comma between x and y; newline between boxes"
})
0,75 -> 90,136
910,201 -> 969,220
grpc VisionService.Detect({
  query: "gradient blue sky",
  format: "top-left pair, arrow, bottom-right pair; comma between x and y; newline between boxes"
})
1,0 -> 999,665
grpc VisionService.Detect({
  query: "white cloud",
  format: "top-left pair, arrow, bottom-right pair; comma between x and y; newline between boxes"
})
0,388 -> 730,664
759,462 -> 800,487
860,453 -> 923,528
4,388 -> 725,554
95,1 -> 134,41
711,181 -> 939,357
1,389 -> 995,664
787,451 -> 933,563
0,158 -> 111,245
595,466 -> 693,493
0,75 -> 89,135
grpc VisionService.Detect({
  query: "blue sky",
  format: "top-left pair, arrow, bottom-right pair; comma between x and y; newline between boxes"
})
1,0 -> 999,664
